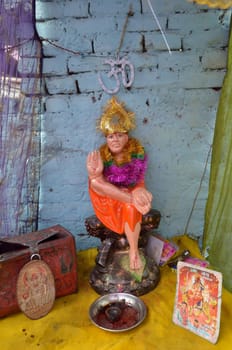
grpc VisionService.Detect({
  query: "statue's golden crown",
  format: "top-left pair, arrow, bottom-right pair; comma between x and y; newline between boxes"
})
97,97 -> 136,135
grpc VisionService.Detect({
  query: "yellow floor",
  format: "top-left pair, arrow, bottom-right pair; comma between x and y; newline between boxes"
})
1,235 -> 232,350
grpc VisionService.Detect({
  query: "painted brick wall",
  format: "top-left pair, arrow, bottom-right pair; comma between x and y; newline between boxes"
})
35,0 -> 231,250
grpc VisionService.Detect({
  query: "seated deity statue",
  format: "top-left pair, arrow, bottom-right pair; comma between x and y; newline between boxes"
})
86,97 -> 153,271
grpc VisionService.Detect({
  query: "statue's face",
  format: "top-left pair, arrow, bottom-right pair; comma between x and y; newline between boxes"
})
106,132 -> 128,155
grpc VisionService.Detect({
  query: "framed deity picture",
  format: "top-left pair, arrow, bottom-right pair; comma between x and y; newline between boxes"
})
173,261 -> 222,344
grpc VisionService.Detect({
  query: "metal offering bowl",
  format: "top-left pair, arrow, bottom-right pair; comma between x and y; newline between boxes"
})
89,292 -> 147,332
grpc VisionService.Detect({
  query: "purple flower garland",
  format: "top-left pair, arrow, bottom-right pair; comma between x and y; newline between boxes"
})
103,155 -> 148,187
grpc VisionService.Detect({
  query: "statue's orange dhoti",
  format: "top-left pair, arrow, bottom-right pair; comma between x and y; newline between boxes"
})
89,184 -> 143,235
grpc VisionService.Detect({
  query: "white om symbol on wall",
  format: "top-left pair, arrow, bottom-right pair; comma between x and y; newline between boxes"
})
98,56 -> 135,95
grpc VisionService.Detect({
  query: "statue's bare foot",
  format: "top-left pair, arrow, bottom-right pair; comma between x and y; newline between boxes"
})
129,250 -> 142,270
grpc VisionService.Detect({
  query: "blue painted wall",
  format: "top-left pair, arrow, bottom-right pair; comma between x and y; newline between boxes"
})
35,0 -> 231,250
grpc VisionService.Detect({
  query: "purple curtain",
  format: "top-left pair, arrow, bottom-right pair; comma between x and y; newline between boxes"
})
0,0 -> 41,236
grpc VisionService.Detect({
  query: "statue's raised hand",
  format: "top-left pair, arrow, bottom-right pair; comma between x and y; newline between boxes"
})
86,150 -> 104,179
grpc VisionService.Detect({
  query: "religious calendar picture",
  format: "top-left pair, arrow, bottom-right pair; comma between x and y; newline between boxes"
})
173,261 -> 222,344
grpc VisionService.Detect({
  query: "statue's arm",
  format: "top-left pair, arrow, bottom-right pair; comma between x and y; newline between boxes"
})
87,150 -> 152,215
87,150 -> 132,202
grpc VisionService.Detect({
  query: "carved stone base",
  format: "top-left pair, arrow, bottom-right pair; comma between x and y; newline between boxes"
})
89,248 -> 160,296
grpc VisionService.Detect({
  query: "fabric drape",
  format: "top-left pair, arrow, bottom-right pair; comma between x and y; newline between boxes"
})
0,0 -> 41,236
203,20 -> 232,292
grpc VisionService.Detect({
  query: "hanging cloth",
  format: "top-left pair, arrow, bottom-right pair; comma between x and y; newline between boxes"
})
0,0 -> 41,236
203,20 -> 232,292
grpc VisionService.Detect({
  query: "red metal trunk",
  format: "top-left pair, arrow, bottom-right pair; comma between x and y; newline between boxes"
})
0,225 -> 78,318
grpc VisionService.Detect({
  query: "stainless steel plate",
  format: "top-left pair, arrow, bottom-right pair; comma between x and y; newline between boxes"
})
89,292 -> 147,332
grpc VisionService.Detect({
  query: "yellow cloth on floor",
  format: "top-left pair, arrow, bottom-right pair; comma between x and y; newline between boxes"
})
1,235 -> 232,350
